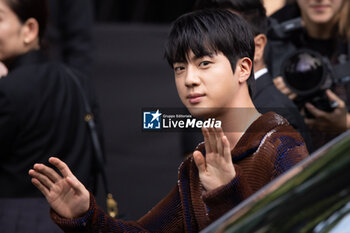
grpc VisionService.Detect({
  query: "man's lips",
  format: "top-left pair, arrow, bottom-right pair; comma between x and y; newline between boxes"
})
187,93 -> 205,104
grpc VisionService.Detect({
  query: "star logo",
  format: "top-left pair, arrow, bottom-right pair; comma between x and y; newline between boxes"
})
151,109 -> 161,122
143,109 -> 162,129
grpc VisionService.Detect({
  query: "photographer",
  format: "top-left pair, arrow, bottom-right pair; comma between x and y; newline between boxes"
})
266,0 -> 350,149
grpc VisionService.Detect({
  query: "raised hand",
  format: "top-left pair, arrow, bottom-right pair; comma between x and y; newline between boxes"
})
29,157 -> 90,219
193,127 -> 236,192
305,89 -> 350,133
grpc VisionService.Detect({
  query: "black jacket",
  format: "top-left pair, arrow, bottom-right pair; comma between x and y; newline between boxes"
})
0,50 -> 101,197
253,71 -> 312,152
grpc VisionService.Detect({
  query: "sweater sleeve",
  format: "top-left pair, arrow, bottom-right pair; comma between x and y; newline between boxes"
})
201,165 -> 253,221
201,129 -> 309,221
51,186 -> 184,233
271,132 -> 309,178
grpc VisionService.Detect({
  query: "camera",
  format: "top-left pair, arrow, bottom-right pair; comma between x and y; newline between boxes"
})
281,49 -> 350,117
267,16 -> 350,117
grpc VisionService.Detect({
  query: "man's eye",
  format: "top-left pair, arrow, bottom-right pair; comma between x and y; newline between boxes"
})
174,66 -> 185,72
199,61 -> 211,67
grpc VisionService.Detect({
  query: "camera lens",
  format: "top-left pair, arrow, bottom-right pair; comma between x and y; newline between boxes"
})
283,50 -> 325,95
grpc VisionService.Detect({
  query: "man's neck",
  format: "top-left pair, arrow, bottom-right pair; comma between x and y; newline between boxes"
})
216,98 -> 260,150
254,62 -> 266,73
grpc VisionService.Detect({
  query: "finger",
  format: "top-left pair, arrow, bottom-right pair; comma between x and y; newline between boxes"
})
280,86 -> 291,95
305,117 -> 327,131
273,76 -> 284,89
32,163 -> 61,183
216,127 -> 225,157
49,157 -> 74,177
304,118 -> 315,129
222,136 -> 232,163
279,85 -> 297,100
289,92 -> 297,100
31,177 -> 50,197
193,150 -> 206,173
29,169 -> 54,190
326,89 -> 345,108
305,102 -> 326,118
207,127 -> 218,153
202,127 -> 212,153
66,176 -> 85,195
281,87 -> 296,99
273,77 -> 297,99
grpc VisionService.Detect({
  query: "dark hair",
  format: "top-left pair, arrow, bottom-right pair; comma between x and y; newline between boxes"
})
4,0 -> 48,41
194,0 -> 268,35
164,9 -> 255,95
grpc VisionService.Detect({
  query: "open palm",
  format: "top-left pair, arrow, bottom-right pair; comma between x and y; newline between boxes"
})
193,127 -> 236,192
29,157 -> 90,219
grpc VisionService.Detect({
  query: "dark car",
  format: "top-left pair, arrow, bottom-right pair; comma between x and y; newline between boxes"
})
201,130 -> 350,233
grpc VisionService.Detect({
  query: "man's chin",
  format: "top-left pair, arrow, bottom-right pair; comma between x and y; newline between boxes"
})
187,107 -> 214,120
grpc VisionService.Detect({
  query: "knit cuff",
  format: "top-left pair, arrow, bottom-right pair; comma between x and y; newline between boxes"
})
202,165 -> 250,218
50,192 -> 96,231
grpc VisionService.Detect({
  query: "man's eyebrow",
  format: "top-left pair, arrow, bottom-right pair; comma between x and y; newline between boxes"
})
189,53 -> 214,62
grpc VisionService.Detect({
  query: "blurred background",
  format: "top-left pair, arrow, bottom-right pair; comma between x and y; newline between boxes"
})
92,0 -> 287,23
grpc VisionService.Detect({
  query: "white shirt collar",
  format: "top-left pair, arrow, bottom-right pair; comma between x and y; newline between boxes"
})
254,68 -> 268,80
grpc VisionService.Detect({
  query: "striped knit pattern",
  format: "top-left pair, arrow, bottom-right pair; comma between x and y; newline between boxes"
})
51,112 -> 309,233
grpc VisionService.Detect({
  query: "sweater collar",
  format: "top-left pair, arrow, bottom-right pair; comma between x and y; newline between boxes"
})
195,112 -> 289,160
231,112 -> 288,157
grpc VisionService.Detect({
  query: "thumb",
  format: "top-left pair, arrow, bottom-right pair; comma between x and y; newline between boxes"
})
193,150 -> 206,173
326,89 -> 345,108
66,176 -> 85,195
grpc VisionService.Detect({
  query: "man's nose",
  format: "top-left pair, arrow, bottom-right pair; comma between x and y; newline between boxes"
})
184,67 -> 200,87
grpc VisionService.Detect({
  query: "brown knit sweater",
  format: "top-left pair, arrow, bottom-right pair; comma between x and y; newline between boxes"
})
51,112 -> 308,233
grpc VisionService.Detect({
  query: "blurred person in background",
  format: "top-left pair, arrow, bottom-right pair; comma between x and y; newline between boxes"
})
267,0 -> 350,149
262,0 -> 286,16
0,0 -> 102,232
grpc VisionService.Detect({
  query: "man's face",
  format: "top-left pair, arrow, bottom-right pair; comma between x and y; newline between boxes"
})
173,50 -> 244,119
297,0 -> 343,24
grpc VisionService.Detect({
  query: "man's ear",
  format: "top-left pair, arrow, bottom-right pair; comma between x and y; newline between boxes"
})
253,34 -> 267,64
21,18 -> 39,46
237,57 -> 253,83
